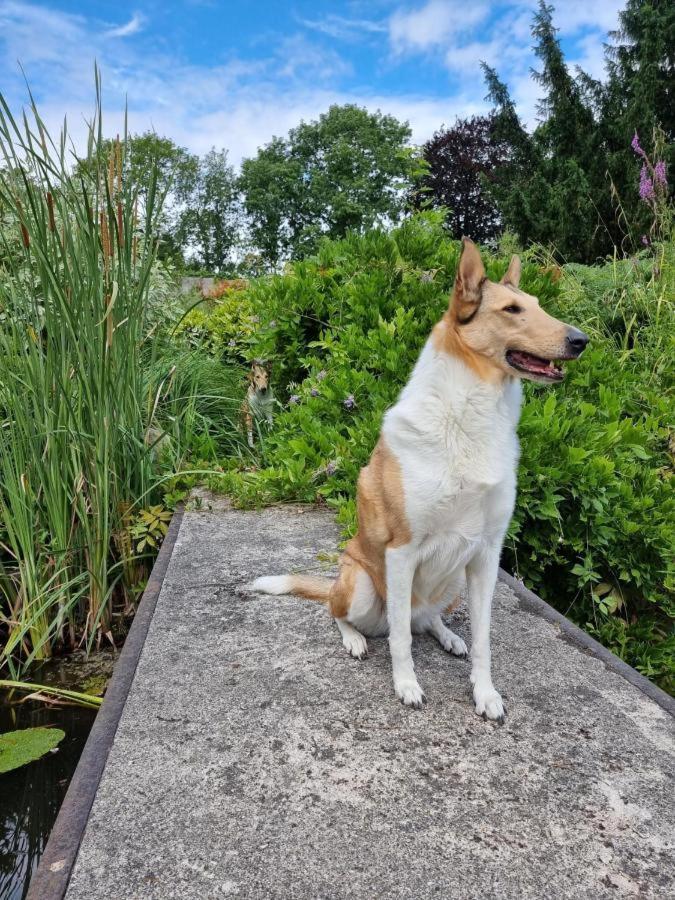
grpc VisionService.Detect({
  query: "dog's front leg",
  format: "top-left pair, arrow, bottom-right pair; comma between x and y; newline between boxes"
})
386,545 -> 424,709
467,543 -> 504,722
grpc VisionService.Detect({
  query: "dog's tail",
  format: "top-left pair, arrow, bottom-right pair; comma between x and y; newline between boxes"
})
251,574 -> 333,603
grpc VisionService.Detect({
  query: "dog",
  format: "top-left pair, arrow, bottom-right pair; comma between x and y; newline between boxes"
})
242,360 -> 274,447
253,239 -> 588,720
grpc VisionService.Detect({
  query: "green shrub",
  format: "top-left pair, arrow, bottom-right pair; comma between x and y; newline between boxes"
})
193,214 -> 673,693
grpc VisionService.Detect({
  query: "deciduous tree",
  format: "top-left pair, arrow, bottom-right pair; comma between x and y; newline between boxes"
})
239,105 -> 416,267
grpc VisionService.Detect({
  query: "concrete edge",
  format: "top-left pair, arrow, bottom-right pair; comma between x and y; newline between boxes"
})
26,505 -> 185,900
499,568 -> 675,718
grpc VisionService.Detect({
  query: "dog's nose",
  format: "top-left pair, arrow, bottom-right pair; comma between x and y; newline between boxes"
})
260,386 -> 267,394
566,328 -> 589,356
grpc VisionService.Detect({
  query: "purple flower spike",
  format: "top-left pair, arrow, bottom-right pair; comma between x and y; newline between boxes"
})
654,160 -> 667,188
325,461 -> 337,476
316,369 -> 327,381
310,388 -> 319,397
639,164 -> 655,201
631,132 -> 646,158
227,339 -> 236,348
343,394 -> 355,410
641,235 -> 650,246
288,394 -> 300,406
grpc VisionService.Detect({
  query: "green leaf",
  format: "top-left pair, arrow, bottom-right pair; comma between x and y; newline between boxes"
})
0,727 -> 66,774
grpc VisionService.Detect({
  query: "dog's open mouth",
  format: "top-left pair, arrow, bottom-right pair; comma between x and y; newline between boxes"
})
506,349 -> 564,382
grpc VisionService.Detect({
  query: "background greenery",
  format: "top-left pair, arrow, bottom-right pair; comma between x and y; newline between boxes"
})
180,214 -> 673,693
1,0 -> 672,692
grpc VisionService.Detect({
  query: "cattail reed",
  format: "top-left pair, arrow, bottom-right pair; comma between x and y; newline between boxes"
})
117,200 -> 124,248
0,72 -> 170,677
16,199 -> 30,248
47,191 -> 56,232
100,209 -> 112,272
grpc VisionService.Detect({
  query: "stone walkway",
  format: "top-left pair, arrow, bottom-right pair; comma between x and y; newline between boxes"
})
65,501 -> 674,899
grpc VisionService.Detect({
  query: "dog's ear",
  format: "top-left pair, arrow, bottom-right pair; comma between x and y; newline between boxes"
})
500,254 -> 521,288
452,237 -> 486,325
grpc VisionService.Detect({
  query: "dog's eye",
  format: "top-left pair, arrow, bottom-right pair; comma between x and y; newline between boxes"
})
503,304 -> 522,314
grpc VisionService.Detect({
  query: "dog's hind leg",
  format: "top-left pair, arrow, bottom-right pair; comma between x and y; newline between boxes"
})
335,618 -> 368,660
427,614 -> 468,658
330,556 -> 382,661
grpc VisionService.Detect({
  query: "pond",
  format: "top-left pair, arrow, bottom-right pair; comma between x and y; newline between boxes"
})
0,652 -> 113,900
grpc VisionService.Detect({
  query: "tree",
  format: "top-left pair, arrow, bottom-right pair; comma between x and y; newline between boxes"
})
484,3 -> 616,261
415,115 -> 509,243
600,0 -> 674,245
606,0 -> 674,143
483,1 -> 674,261
74,132 -> 198,263
240,105 -> 416,267
178,149 -> 240,272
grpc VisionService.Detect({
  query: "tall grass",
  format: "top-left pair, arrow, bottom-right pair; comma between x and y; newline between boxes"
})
0,75 -> 165,676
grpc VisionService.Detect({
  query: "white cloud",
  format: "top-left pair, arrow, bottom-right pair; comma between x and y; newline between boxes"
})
299,14 -> 386,41
0,0 -> 624,173
106,13 -> 145,39
547,0 -> 623,35
389,0 -> 489,55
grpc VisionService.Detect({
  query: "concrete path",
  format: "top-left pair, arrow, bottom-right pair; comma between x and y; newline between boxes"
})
65,501 -> 674,900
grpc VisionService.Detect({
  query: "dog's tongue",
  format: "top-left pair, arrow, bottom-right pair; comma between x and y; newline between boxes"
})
510,350 -> 557,375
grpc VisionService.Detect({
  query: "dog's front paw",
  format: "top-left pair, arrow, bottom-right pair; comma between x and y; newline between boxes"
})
473,683 -> 505,723
394,678 -> 427,709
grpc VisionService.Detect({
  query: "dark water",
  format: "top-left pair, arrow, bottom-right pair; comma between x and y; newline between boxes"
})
0,653 -> 112,900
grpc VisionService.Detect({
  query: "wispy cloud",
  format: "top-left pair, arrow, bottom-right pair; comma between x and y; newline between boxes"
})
299,13 -> 386,42
105,13 -> 144,39
0,0 -> 623,167
389,0 -> 489,55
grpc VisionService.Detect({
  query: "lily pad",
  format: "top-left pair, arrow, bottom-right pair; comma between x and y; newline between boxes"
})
0,727 -> 66,774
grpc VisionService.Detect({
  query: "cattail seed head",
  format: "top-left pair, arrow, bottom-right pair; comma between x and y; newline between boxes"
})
47,191 -> 56,232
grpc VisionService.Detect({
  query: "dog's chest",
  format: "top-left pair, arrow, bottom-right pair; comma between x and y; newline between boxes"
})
248,389 -> 274,418
386,355 -> 521,542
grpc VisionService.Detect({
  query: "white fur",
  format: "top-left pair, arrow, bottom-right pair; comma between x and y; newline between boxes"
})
254,337 -> 521,722
374,338 -> 521,719
246,387 -> 275,447
250,575 -> 292,595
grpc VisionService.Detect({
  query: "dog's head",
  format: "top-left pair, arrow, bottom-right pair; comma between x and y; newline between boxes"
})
448,238 -> 588,383
249,360 -> 271,394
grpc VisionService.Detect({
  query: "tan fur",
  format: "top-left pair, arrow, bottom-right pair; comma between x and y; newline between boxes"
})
284,575 -> 334,601
257,239 -> 583,653
241,361 -> 272,444
431,314 -> 505,384
327,438 -> 409,619
435,239 -> 571,382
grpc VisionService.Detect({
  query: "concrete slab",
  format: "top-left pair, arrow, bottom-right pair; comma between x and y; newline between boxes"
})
65,502 -> 674,900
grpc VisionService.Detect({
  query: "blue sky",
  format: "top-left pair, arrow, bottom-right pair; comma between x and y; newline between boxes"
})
0,1 -> 624,166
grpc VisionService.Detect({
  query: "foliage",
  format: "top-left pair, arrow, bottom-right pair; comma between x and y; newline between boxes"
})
415,115 -> 510,243
0,727 -> 65,774
177,149 -> 240,273
239,104 -> 418,267
145,346 -> 247,465
74,131 -> 199,265
0,79 -> 239,677
0,680 -> 102,709
190,215 -> 673,692
483,1 -> 673,263
484,3 -> 611,261
129,507 -> 172,554
178,279 -> 257,360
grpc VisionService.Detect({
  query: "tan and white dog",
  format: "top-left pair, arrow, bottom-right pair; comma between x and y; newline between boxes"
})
243,360 -> 274,447
253,239 -> 588,721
